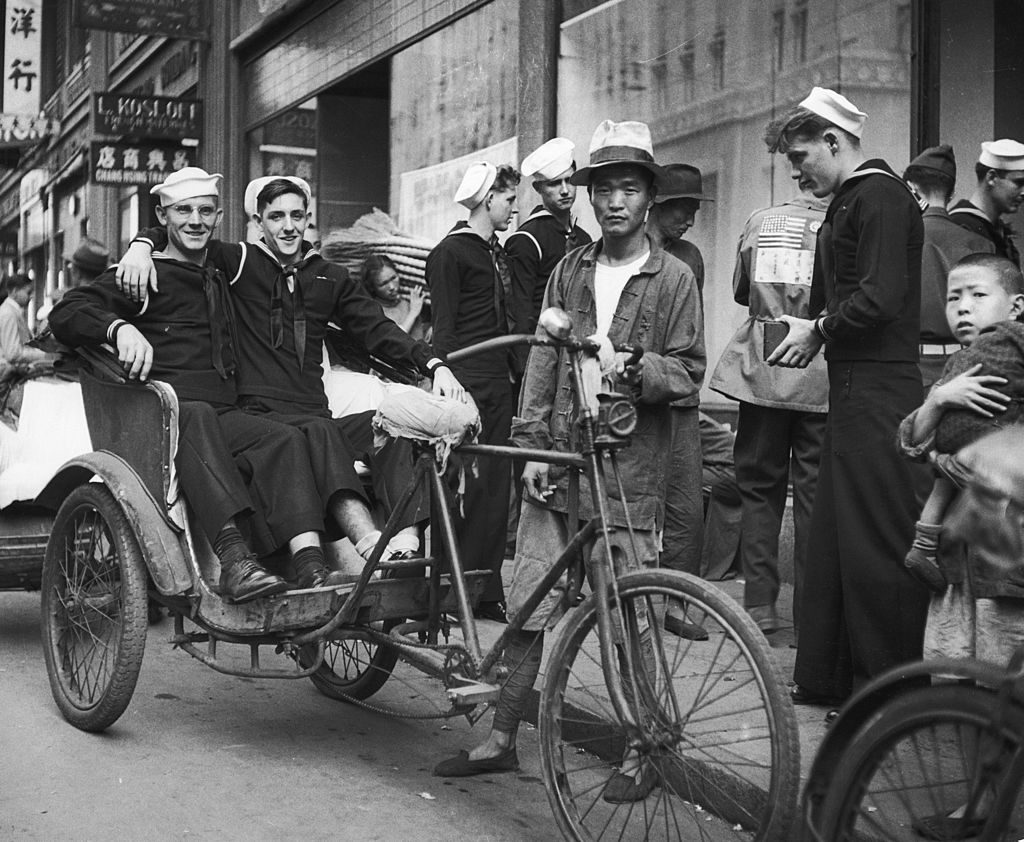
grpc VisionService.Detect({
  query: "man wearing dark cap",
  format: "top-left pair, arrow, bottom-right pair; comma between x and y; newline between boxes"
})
643,164 -> 713,639
66,237 -> 111,286
435,119 -> 705,802
904,145 -> 994,387
950,139 -> 1024,267
765,87 -> 930,717
644,163 -> 711,291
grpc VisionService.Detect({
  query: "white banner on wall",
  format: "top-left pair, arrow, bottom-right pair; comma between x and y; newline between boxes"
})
398,137 -> 518,244
4,0 -> 42,113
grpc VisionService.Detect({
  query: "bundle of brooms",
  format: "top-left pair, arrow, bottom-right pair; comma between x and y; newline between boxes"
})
320,208 -> 434,304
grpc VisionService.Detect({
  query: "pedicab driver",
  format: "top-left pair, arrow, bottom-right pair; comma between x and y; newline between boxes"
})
434,119 -> 705,802
50,168 -> 348,603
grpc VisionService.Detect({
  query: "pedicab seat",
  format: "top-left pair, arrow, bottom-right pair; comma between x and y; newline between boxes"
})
78,367 -> 180,514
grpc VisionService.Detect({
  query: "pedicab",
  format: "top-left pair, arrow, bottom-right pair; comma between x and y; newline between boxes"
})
30,310 -> 799,841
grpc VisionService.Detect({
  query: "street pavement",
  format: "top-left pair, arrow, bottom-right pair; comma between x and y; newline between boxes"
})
0,576 -> 818,841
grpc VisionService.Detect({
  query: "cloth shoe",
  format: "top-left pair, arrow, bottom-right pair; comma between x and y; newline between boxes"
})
911,811 -> 988,840
904,545 -> 947,593
433,746 -> 519,777
220,555 -> 289,603
664,612 -> 708,641
602,762 -> 658,803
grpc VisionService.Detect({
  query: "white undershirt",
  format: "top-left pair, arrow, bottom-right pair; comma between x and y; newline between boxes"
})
593,252 -> 649,337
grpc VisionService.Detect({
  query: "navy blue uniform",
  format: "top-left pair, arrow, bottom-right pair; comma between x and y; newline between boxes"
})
795,160 -> 931,699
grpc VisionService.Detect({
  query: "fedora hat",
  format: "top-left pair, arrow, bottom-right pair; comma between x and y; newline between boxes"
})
570,120 -> 666,186
67,237 -> 110,276
655,164 -> 714,203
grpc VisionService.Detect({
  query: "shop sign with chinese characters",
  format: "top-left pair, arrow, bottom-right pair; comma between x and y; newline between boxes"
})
90,141 -> 195,187
94,92 -> 203,139
0,0 -> 50,146
72,0 -> 209,40
0,113 -> 56,148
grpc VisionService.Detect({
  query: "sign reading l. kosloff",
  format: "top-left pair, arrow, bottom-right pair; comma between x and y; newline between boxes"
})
72,0 -> 210,40
90,141 -> 196,187
94,93 -> 203,139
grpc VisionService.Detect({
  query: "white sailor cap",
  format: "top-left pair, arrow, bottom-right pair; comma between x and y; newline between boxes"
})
521,138 -> 575,181
454,162 -> 497,210
244,175 -> 313,216
799,86 -> 867,138
979,139 -> 1024,171
150,166 -> 222,204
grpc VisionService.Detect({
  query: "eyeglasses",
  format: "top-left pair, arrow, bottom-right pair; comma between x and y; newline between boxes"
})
163,203 -> 218,220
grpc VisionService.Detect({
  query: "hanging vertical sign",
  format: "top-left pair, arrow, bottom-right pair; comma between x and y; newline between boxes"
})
4,0 -> 43,114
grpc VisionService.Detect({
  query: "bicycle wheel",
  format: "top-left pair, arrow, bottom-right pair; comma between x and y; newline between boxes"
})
819,684 -> 1024,842
540,568 -> 799,841
41,484 -> 149,732
300,621 -> 399,701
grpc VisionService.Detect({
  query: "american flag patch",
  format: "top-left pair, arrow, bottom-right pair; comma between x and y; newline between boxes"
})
758,215 -> 806,249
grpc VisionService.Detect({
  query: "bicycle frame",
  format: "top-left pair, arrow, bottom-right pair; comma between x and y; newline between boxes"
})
290,327 -> 666,742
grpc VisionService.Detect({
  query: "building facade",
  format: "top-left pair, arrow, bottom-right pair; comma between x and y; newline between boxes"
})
1,0 -> 1021,405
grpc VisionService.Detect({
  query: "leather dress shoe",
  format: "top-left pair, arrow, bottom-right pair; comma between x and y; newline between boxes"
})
603,763 -> 658,803
474,601 -> 508,623
434,746 -> 519,777
790,684 -> 843,706
296,563 -> 352,590
664,613 -> 709,641
220,556 -> 289,603
824,709 -> 840,727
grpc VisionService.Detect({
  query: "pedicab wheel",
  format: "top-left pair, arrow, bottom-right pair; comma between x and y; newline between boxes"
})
301,621 -> 400,702
539,569 -> 799,842
817,684 -> 1024,842
41,484 -> 148,732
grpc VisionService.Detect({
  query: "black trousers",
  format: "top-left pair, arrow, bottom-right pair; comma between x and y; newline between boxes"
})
793,361 -> 930,699
178,402 -> 325,550
456,370 -> 514,603
239,397 -> 427,538
734,402 -> 825,623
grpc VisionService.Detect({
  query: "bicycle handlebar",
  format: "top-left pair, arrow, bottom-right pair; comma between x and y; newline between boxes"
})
445,333 -> 643,366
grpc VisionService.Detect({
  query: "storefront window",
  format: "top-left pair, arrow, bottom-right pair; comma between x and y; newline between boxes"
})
558,0 -> 912,404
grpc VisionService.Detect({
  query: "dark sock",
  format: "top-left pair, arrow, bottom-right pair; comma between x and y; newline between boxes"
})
292,545 -> 327,579
213,524 -> 251,569
492,629 -> 544,736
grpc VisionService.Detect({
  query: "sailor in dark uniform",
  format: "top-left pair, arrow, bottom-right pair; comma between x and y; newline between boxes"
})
949,139 -> 1024,267
51,168 -> 338,603
505,137 -> 591,379
427,161 -> 522,622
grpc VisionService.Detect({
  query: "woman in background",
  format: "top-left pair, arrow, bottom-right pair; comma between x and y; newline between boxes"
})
360,255 -> 428,341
